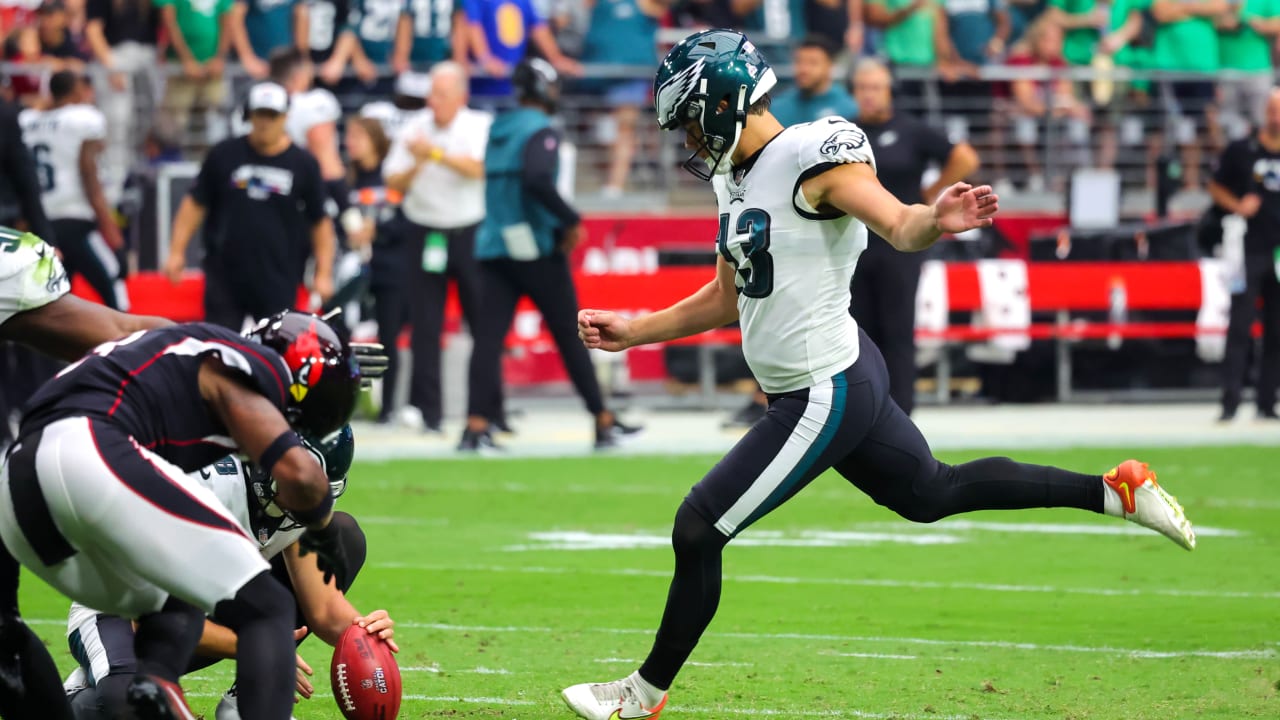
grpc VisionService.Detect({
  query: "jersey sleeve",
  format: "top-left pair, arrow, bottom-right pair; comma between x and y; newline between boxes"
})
312,90 -> 342,126
71,106 -> 107,142
796,118 -> 876,175
195,324 -> 294,411
0,228 -> 70,327
791,118 -> 876,220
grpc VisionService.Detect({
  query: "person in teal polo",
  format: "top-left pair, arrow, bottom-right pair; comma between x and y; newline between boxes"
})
770,34 -> 859,127
459,58 -> 641,453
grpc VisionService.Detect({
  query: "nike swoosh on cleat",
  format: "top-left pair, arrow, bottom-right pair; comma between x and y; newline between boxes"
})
610,700 -> 664,720
1118,482 -> 1133,515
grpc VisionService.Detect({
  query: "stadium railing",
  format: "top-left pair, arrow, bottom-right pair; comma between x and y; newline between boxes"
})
0,60 -> 1241,208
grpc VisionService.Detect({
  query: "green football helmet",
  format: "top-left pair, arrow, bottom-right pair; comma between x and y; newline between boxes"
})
653,28 -> 777,180
250,424 -> 355,530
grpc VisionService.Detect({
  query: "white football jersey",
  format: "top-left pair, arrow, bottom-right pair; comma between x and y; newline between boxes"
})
0,226 -> 69,327
711,117 -> 874,394
286,87 -> 342,148
360,101 -> 422,141
18,104 -> 107,222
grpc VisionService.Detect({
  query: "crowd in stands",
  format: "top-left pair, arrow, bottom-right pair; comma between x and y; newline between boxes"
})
3,0 -> 1278,195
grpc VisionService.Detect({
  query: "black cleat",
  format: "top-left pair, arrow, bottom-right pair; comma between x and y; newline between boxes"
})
722,400 -> 767,429
595,419 -> 644,450
127,674 -> 197,720
457,428 -> 502,454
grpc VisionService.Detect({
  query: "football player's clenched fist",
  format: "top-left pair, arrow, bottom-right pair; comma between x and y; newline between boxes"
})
578,310 -> 633,352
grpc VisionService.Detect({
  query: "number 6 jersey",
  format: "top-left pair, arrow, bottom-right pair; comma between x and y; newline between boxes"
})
712,117 -> 876,394
18,103 -> 108,222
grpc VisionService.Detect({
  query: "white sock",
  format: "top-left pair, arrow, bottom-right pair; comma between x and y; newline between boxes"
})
1102,477 -> 1124,517
628,671 -> 666,707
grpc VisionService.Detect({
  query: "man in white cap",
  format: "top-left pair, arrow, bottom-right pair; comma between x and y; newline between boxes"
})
165,81 -> 336,330
360,71 -> 431,141
380,60 -> 493,433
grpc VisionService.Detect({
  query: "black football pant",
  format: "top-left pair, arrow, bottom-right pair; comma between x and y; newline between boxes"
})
636,330 -> 1105,690
50,219 -> 122,311
850,237 -> 923,415
466,255 -> 604,420
395,220 -> 486,428
1220,253 -> 1280,414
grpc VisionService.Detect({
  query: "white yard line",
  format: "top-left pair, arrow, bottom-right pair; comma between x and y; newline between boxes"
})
404,622 -> 1276,660
374,561 -> 1280,601
184,691 -> 1014,718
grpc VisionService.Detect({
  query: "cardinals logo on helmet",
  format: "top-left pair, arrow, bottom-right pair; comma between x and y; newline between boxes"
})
284,320 -> 326,403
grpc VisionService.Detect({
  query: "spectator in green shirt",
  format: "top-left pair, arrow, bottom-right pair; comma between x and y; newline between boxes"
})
1217,0 -> 1280,139
1045,0 -> 1106,66
865,0 -> 954,112
1096,0 -> 1161,181
158,0 -> 234,148
1151,0 -> 1229,187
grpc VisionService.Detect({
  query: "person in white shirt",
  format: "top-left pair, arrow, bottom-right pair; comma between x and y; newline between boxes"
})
360,71 -> 429,142
18,71 -> 126,309
381,60 -> 495,433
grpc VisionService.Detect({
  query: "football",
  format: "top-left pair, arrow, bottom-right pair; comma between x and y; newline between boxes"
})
330,624 -> 402,720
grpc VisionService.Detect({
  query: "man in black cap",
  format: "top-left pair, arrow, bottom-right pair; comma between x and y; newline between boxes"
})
165,81 -> 336,330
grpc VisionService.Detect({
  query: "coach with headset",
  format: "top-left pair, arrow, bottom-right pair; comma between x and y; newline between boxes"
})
458,59 -> 641,453
167,81 -> 336,330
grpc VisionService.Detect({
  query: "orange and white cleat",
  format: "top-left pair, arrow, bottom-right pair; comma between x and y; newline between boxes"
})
1103,460 -> 1196,551
562,676 -> 668,720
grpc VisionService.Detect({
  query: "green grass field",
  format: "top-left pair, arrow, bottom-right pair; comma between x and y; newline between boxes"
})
22,445 -> 1280,719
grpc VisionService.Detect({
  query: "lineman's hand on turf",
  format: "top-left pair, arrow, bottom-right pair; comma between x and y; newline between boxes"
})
932,182 -> 999,234
578,310 -> 632,352
354,610 -> 400,653
298,522 -> 349,589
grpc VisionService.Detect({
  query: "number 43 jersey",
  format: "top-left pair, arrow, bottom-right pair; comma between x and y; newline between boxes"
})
712,117 -> 876,394
18,104 -> 107,222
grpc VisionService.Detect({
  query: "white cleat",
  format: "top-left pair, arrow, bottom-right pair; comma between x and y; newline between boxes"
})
215,684 -> 298,720
562,677 -> 668,720
1103,459 -> 1196,551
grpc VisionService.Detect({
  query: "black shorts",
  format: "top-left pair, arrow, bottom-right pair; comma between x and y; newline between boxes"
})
1164,80 -> 1216,121
686,328 -> 944,537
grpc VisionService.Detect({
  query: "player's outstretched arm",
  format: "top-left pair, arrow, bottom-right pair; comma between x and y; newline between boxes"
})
801,162 -> 998,252
0,294 -> 173,361
578,256 -> 739,352
282,543 -> 399,651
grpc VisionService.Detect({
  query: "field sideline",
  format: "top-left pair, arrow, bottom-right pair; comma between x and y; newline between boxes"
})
20,443 -> 1280,719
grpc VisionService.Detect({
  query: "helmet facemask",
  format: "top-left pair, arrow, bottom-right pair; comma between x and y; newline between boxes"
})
677,80 -> 750,181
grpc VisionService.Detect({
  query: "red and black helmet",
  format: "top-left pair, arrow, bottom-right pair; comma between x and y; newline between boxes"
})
245,310 -> 361,438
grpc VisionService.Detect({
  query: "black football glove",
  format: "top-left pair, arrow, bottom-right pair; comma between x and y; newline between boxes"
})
350,342 -> 390,389
297,521 -> 349,589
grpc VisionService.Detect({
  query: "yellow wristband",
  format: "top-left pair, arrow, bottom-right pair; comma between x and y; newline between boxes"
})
429,148 -> 444,162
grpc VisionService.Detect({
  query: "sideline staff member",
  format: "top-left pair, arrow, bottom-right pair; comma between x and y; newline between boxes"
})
1208,87 -> 1280,422
167,82 -> 336,329
460,59 -> 640,452
850,59 -> 979,415
383,61 -> 492,434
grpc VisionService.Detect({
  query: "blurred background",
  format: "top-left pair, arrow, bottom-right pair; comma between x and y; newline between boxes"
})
0,0 -> 1270,445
